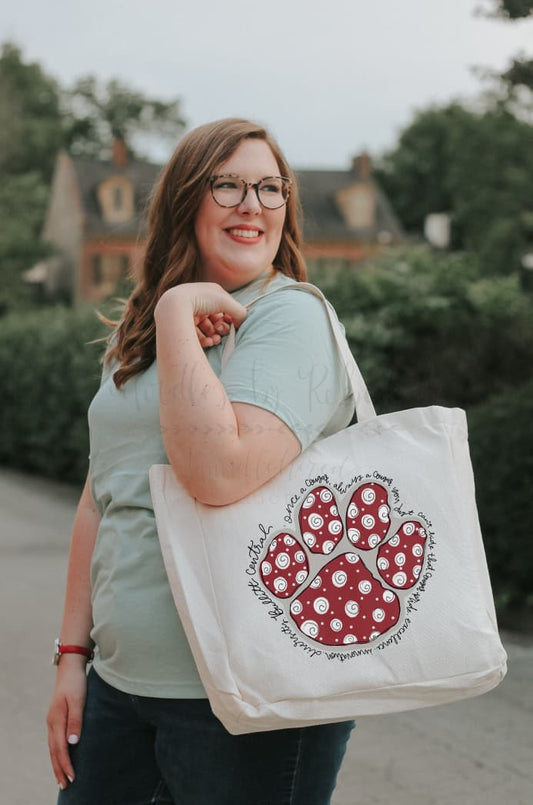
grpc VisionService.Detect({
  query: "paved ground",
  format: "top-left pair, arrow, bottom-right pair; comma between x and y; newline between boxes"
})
1,467 -> 532,805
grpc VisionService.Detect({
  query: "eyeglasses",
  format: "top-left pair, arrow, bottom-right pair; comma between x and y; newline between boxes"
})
209,174 -> 291,210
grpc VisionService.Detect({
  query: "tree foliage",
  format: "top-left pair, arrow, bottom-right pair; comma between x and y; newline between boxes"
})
486,2 -> 533,95
489,0 -> 533,19
63,76 -> 186,159
0,41 -> 186,313
468,378 -> 533,610
376,103 -> 533,275
311,250 -> 533,611
0,43 -> 64,311
312,248 -> 533,412
0,172 -> 52,312
2,254 -> 531,610
0,42 -> 64,180
502,57 -> 533,89
374,104 -> 468,235
0,306 -> 104,481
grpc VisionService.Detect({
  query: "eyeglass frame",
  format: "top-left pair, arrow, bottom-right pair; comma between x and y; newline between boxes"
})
208,174 -> 292,210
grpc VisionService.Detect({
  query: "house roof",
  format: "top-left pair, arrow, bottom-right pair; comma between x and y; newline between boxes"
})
296,167 -> 404,243
71,156 -> 161,237
70,154 -> 404,243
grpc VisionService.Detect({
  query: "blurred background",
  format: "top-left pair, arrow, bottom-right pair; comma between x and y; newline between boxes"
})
0,0 -> 533,628
2,0 -> 531,620
1,2 -> 533,802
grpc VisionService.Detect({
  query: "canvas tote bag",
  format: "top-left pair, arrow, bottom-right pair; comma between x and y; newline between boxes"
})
149,282 -> 507,735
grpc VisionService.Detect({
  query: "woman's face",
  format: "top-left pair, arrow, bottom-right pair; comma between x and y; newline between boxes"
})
194,138 -> 286,291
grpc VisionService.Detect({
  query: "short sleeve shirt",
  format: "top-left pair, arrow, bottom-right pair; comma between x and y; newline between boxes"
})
88,271 -> 354,697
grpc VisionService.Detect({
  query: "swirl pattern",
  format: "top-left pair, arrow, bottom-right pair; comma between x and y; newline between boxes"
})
259,482 -> 428,646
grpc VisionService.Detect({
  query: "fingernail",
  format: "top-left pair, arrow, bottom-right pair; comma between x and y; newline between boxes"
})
216,325 -> 226,334
58,782 -> 66,790
67,775 -> 74,783
68,734 -> 79,745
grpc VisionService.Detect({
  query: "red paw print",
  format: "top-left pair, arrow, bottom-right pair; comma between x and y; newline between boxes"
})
260,483 -> 427,646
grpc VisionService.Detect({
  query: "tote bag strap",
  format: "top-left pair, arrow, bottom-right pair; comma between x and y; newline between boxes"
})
221,280 -> 377,423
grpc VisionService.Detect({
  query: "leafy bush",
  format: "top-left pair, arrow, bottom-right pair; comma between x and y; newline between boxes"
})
1,258 -> 532,614
468,380 -> 533,611
311,248 -> 533,612
312,248 -> 533,412
0,306 -> 106,483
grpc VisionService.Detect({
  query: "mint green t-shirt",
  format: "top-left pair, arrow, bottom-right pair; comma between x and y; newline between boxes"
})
88,272 -> 354,697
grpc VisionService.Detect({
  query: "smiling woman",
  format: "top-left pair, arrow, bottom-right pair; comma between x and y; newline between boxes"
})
47,118 -> 355,805
194,139 -> 287,290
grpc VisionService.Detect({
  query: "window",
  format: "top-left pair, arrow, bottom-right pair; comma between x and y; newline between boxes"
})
92,255 -> 103,285
97,177 -> 134,223
113,185 -> 123,210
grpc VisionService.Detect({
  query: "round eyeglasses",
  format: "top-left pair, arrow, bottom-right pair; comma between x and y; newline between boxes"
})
209,174 -> 291,210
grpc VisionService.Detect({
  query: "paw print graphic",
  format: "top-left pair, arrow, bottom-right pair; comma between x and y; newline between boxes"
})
259,484 -> 427,646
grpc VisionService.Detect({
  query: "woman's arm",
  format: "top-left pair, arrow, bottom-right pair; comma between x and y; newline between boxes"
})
47,474 -> 101,790
155,282 -> 301,506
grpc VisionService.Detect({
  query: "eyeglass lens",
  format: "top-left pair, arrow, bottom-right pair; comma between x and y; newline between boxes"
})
211,176 -> 289,209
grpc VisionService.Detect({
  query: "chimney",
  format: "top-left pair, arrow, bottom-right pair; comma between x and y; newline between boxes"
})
351,152 -> 372,180
112,138 -> 128,167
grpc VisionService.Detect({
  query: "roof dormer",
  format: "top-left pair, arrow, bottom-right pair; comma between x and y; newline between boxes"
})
97,175 -> 134,223
334,152 -> 376,231
335,182 -> 376,231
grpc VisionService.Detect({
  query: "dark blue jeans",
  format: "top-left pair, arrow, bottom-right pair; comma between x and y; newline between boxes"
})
58,668 -> 354,805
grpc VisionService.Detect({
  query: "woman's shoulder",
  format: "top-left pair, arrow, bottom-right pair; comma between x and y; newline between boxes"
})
249,278 -> 340,331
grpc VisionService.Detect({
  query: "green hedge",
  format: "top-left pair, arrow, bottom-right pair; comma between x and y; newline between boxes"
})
311,249 -> 533,412
0,306 -> 105,484
467,380 -> 533,612
0,271 -> 532,612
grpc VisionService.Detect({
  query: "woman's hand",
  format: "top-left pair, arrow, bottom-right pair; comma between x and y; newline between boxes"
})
47,657 -> 88,790
195,312 -> 232,348
156,282 -> 247,333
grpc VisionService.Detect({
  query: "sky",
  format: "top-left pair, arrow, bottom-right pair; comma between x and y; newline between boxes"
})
3,0 -> 533,169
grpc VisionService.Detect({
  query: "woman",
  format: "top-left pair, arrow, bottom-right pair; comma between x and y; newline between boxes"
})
47,118 -> 355,804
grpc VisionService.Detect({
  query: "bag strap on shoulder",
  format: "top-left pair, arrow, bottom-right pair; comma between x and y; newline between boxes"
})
221,280 -> 376,423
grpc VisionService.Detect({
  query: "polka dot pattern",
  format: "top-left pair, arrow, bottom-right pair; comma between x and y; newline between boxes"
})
257,483 -> 429,647
377,521 -> 427,589
260,534 -> 309,599
298,486 -> 344,554
345,483 -> 390,550
290,553 -> 400,646
289,553 -> 400,645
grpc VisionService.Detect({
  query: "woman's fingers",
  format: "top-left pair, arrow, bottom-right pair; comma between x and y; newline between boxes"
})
156,283 -> 247,329
195,313 -> 232,348
47,697 -> 76,789
47,666 -> 87,789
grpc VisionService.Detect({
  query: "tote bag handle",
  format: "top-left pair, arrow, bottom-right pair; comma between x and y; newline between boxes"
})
221,281 -> 377,423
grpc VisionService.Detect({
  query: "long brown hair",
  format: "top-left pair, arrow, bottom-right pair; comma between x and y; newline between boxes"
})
105,118 -> 307,388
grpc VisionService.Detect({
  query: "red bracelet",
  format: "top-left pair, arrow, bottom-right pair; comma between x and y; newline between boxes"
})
53,639 -> 94,665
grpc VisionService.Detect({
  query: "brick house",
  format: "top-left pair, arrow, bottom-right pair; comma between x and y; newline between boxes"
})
37,144 -> 404,303
297,154 -> 404,263
39,140 -> 159,303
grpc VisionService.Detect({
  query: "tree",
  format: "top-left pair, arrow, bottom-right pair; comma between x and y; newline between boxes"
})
0,42 -> 186,313
63,76 -> 186,159
376,103 -> 533,274
0,42 -> 64,180
316,247 -> 533,412
374,104 -> 471,236
488,0 -> 533,19
0,43 -> 64,311
0,172 -> 52,312
480,1 -> 533,95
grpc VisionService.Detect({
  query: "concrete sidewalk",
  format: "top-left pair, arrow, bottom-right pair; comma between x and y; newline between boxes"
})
1,467 -> 532,805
